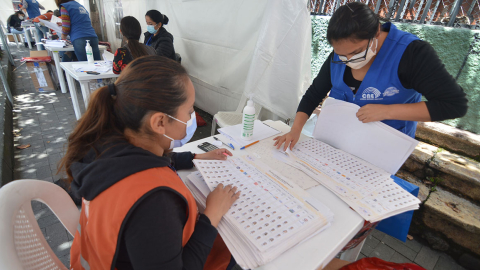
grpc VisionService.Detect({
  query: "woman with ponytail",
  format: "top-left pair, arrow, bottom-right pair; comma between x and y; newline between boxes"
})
63,56 -> 239,269
113,16 -> 156,74
144,9 -> 176,60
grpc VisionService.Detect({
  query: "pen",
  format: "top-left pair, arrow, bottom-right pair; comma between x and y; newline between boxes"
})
213,136 -> 235,150
240,140 -> 259,150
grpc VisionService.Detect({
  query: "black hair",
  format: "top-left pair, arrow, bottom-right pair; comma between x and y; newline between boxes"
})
120,16 -> 149,59
145,10 -> 169,25
15,11 -> 25,16
47,10 -> 53,13
327,2 -> 385,44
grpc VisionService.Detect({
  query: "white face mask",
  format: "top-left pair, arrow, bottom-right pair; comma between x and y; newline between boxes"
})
339,38 -> 378,70
19,16 -> 24,20
163,112 -> 197,150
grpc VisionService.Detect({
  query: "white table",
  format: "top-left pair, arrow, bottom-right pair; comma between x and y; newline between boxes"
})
21,21 -> 40,50
175,120 -> 364,270
45,44 -> 108,94
59,61 -> 119,119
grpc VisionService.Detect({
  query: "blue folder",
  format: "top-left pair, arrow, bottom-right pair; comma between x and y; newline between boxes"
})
375,175 -> 419,242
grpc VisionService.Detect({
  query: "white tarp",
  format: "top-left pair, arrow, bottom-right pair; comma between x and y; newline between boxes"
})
104,0 -> 312,120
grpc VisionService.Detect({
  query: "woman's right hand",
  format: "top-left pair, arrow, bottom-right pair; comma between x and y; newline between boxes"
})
273,129 -> 301,151
204,184 -> 240,228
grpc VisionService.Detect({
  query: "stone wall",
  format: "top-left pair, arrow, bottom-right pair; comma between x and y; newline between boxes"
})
311,16 -> 480,135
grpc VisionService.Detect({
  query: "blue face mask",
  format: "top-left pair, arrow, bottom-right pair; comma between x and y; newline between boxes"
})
164,112 -> 197,149
147,25 -> 158,34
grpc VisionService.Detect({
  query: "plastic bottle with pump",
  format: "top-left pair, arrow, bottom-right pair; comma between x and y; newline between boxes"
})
241,94 -> 255,140
85,40 -> 94,63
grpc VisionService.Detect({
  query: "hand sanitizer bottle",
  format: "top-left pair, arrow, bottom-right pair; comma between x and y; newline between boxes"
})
241,95 -> 255,140
85,40 -> 94,63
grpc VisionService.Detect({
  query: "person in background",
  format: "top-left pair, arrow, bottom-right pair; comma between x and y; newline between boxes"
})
55,0 -> 101,62
32,10 -> 54,50
274,2 -> 468,150
7,11 -> 33,48
113,16 -> 156,74
22,0 -> 45,48
144,9 -> 176,60
22,0 -> 45,19
62,56 -> 238,269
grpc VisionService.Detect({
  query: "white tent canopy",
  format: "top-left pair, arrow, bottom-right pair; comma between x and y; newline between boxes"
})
102,0 -> 312,121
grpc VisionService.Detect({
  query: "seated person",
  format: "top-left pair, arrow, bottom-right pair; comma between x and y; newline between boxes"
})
7,11 -> 33,48
144,9 -> 176,60
63,56 -> 238,269
113,16 -> 156,74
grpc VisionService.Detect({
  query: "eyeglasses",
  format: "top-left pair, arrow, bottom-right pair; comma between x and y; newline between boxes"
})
331,39 -> 371,64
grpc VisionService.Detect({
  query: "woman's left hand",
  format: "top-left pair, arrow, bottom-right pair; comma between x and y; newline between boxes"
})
195,148 -> 233,161
356,104 -> 390,123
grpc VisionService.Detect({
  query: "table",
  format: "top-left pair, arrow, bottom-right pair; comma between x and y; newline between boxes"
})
45,44 -> 108,94
21,21 -> 40,50
59,61 -> 119,119
174,120 -> 364,270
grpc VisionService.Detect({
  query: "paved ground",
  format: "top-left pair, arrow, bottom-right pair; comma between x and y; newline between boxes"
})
6,45 -> 466,269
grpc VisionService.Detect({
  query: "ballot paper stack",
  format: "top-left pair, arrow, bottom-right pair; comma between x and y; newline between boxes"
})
185,155 -> 334,269
273,98 -> 421,222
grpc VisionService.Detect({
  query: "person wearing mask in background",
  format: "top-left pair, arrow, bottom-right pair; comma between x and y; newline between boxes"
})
63,56 -> 238,269
7,11 -> 33,48
113,16 -> 156,74
144,9 -> 176,60
274,2 -> 468,151
22,0 -> 45,48
32,10 -> 54,50
55,0 -> 101,61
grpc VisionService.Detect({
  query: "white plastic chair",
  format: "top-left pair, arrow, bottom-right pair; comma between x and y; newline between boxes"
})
0,21 -> 23,49
0,180 -> 80,270
211,95 -> 263,136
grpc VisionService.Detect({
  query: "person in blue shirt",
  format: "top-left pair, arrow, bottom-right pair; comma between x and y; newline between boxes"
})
55,0 -> 101,62
22,0 -> 45,49
274,2 -> 468,150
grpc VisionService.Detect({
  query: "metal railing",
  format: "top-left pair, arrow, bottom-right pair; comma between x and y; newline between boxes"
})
310,0 -> 480,29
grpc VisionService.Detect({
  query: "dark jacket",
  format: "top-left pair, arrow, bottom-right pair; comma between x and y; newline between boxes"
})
7,14 -> 23,32
69,141 -> 223,269
143,27 -> 176,60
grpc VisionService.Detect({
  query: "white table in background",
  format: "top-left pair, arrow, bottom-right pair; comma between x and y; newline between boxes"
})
45,44 -> 108,94
59,61 -> 119,119
175,120 -> 364,270
21,21 -> 40,50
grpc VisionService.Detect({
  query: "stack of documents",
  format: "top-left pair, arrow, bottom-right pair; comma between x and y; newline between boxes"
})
186,155 -> 333,269
218,120 -> 280,148
274,98 -> 421,222
42,40 -> 67,48
72,61 -> 112,73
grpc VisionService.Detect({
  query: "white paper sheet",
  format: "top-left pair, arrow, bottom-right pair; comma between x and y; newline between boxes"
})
218,120 -> 281,148
313,98 -> 418,175
102,51 -> 114,62
38,18 -> 62,33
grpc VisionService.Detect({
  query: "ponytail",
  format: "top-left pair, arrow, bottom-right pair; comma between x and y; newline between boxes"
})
146,10 -> 169,25
58,86 -> 121,183
163,15 -> 169,25
120,16 -> 149,59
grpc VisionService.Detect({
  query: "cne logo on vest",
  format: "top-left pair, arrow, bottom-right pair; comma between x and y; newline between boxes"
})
359,87 -> 383,101
79,7 -> 88,14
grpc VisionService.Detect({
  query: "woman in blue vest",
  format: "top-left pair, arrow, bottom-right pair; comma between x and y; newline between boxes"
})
22,0 -> 45,49
274,2 -> 468,150
55,0 -> 101,62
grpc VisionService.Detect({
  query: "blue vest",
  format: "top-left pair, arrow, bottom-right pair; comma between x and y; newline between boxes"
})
329,23 -> 421,138
61,1 -> 97,42
25,0 -> 41,19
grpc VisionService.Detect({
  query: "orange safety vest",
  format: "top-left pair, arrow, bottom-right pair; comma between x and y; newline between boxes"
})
70,167 -> 232,270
